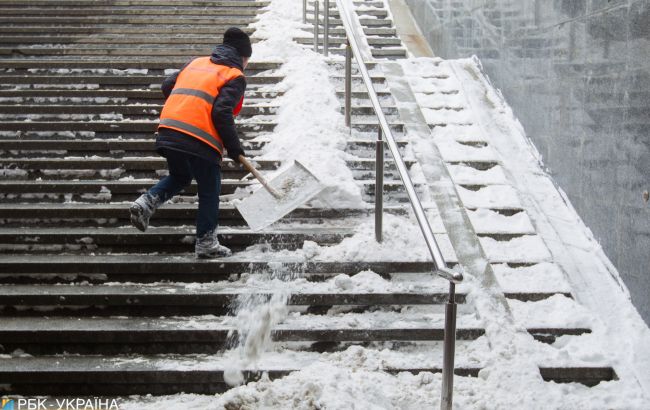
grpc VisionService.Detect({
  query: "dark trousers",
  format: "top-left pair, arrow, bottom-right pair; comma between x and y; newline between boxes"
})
148,149 -> 221,238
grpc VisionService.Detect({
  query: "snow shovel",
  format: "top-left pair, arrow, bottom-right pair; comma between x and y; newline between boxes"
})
234,155 -> 324,231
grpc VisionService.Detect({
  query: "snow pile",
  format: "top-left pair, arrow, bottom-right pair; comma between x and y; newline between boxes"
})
314,214 -> 431,261
233,212 -> 449,263
121,343 -> 648,409
224,293 -> 289,387
214,348 -> 445,410
246,0 -> 364,209
331,270 -> 391,292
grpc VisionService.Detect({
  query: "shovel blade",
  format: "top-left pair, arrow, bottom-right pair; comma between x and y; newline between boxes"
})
234,161 -> 324,231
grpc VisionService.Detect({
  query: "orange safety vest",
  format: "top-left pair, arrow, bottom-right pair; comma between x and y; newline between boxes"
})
158,57 -> 244,155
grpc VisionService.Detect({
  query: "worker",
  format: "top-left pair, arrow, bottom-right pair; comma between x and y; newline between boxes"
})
129,27 -> 251,258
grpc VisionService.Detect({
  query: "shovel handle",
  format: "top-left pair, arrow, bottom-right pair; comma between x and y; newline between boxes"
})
238,155 -> 283,199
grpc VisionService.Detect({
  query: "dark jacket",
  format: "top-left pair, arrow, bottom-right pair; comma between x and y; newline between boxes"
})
155,44 -> 247,165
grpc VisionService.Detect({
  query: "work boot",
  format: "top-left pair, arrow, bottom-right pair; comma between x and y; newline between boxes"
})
129,193 -> 162,232
195,230 -> 232,259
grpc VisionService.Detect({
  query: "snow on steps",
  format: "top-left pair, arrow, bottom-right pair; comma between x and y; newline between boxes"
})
378,48 -> 644,403
0,0 -> 623,400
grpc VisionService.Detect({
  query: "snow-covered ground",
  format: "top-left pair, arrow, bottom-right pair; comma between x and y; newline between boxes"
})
117,0 -> 650,408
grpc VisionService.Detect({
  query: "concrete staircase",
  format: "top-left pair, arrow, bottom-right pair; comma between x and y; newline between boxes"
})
0,0 -> 618,397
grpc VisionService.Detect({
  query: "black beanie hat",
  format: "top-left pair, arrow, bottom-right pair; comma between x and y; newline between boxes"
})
223,27 -> 252,58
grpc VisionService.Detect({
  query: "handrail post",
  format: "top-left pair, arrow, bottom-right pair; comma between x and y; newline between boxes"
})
313,1 -> 319,53
441,281 -> 457,410
344,39 -> 352,127
334,1 -> 462,407
303,0 -> 307,24
324,0 -> 330,56
375,127 -> 383,243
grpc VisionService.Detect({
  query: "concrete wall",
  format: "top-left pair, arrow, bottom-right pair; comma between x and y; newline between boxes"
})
404,0 -> 650,324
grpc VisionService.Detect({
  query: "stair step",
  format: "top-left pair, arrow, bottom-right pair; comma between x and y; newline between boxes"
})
0,26 -> 256,36
0,180 -> 256,196
0,60 -> 281,70
0,314 -> 484,343
1,130 -> 272,141
0,317 -> 586,353
0,354 -> 485,395
0,35 -> 259,45
0,284 -> 569,313
0,105 -> 387,117
323,27 -> 397,36
0,254 -> 440,276
305,8 -> 388,18
0,0 -> 270,5
0,284 -> 464,308
0,178 -> 410,198
296,37 -> 401,46
0,93 -> 280,104
0,74 -> 377,86
0,89 -> 388,100
324,47 -> 408,58
0,158 -> 278,171
0,158 -> 409,172
0,121 -> 403,133
0,310 -> 486,353
0,75 -> 281,85
0,203 -> 406,226
0,354 -> 614,395
0,104 -> 278,116
0,227 -> 352,249
0,138 -> 266,152
306,17 -> 392,27
371,48 -> 408,57
312,0 -> 386,5
0,138 -> 403,152
0,180 -> 408,196
539,367 -> 617,387
0,8 -> 264,16
0,228 -> 451,255
0,137 -> 393,154
0,261 -> 563,302
0,16 -> 257,24
0,121 -> 275,132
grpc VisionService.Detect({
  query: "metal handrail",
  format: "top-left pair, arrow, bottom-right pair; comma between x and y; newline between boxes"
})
332,0 -> 461,281
324,0 -> 330,56
313,0 -> 319,53
307,1 -> 464,409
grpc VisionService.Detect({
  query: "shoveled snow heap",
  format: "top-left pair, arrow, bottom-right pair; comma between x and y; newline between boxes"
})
121,344 -> 644,409
239,0 -> 363,209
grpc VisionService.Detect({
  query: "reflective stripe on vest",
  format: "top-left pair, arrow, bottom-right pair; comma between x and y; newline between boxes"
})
159,118 -> 224,153
158,57 -> 244,155
169,88 -> 214,105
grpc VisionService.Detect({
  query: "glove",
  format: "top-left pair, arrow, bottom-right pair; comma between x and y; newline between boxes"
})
227,146 -> 245,163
